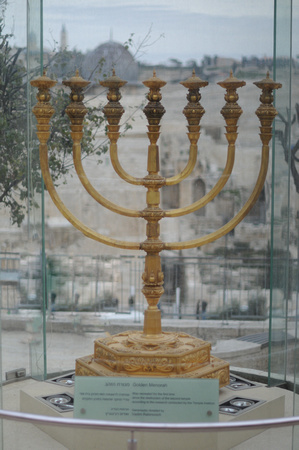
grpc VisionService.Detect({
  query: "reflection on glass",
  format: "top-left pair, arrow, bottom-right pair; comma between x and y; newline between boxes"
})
40,1 -> 277,378
0,0 -> 44,381
268,0 -> 293,388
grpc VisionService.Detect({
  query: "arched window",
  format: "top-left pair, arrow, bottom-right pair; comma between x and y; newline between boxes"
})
245,187 -> 266,224
161,184 -> 180,209
193,178 -> 206,216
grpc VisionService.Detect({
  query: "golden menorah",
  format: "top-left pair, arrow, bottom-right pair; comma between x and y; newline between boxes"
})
31,68 -> 281,387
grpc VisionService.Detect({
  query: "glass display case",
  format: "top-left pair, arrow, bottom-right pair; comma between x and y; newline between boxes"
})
0,0 -> 298,448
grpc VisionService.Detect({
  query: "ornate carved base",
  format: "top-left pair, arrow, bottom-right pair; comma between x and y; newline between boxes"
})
75,331 -> 229,388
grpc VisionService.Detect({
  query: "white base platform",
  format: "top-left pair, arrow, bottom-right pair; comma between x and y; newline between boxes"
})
20,379 -> 285,450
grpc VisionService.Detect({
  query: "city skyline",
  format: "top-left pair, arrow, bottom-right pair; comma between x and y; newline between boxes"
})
4,1 -> 298,65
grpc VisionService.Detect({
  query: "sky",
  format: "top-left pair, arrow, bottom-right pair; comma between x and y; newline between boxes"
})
4,0 -> 298,65
42,0 -> 274,64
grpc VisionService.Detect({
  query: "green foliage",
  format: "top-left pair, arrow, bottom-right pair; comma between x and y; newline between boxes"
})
42,47 -> 110,183
0,12 -> 150,226
123,33 -> 135,51
0,17 -> 28,225
0,20 -> 108,225
47,86 -> 108,183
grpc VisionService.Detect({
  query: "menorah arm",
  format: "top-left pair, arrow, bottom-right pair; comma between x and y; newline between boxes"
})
164,144 -> 235,217
165,143 -> 198,186
164,144 -> 269,250
110,142 -> 144,186
40,143 -> 140,251
73,142 -> 142,218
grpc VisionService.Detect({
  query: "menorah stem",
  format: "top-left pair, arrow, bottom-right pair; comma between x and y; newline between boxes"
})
141,223 -> 165,338
147,143 -> 160,174
141,179 -> 164,338
137,72 -> 168,338
101,71 -> 167,339
142,252 -> 163,336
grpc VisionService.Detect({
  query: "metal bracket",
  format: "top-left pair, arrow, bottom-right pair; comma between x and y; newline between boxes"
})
127,431 -> 137,450
5,368 -> 26,381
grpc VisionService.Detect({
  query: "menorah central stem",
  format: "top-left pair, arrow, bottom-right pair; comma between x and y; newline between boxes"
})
100,70 -> 168,340
141,185 -> 165,338
101,70 -> 209,340
138,72 -> 167,338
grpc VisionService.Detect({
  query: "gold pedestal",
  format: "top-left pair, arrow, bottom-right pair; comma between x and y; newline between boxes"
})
75,331 -> 229,388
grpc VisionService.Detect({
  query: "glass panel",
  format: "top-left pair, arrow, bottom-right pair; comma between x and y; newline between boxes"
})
0,0 -> 44,386
290,2 -> 299,448
41,1 -> 275,379
0,272 -> 2,450
268,0 -> 292,386
38,1 -> 280,373
27,0 -> 46,381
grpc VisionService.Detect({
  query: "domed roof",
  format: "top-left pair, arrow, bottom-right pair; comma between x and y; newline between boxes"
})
83,41 -> 138,84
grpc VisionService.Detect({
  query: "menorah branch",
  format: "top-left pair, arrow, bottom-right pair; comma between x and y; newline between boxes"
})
40,143 -> 140,250
164,143 -> 235,218
31,72 -> 140,251
61,71 -> 142,217
100,71 -> 144,186
165,70 -> 208,186
110,142 -> 144,186
165,143 -> 198,186
73,142 -> 142,217
165,72 -> 245,217
164,71 -> 280,245
164,142 -> 270,251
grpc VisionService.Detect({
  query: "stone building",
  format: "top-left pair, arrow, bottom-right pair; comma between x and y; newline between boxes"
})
82,40 -> 139,84
2,36 -> 297,263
